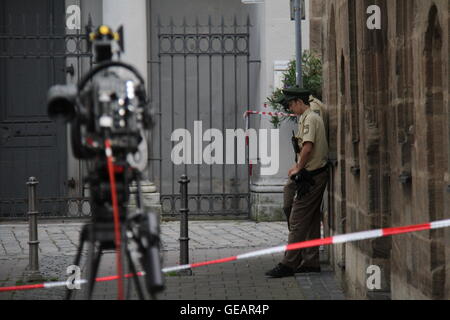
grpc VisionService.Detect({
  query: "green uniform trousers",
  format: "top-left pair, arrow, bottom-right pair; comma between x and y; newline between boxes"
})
282,169 -> 328,270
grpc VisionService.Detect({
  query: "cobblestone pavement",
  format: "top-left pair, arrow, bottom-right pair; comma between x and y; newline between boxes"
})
0,221 -> 346,300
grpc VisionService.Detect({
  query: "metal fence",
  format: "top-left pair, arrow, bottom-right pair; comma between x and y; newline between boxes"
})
150,16 -> 252,218
1,11 -> 255,219
0,197 -> 91,219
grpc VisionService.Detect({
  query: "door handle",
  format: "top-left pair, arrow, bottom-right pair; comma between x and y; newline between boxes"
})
64,64 -> 75,77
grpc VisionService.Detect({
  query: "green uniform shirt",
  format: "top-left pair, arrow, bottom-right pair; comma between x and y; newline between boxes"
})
297,108 -> 329,171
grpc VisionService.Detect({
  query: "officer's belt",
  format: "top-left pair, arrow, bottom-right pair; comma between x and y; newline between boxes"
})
307,165 -> 329,177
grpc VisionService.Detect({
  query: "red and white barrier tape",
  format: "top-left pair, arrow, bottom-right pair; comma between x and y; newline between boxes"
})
243,111 -> 297,119
163,219 -> 450,273
1,218 -> 449,293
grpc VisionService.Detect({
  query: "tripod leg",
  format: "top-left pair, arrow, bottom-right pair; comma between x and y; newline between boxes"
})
85,241 -> 103,300
65,230 -> 87,300
125,246 -> 145,300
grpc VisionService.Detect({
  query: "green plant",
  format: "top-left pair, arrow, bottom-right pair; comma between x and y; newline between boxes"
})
267,51 -> 323,128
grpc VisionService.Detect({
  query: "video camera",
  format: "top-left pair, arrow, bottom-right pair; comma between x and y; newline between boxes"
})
47,25 -> 152,160
47,25 -> 164,299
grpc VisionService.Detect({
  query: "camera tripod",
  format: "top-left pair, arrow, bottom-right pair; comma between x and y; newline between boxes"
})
65,220 -> 147,300
65,166 -> 164,300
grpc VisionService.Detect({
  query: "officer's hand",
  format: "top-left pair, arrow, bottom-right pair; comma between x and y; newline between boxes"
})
289,165 -> 300,178
288,165 -> 297,178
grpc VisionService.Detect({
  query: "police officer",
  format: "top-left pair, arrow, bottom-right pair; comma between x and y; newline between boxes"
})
280,91 -> 327,229
266,87 -> 329,278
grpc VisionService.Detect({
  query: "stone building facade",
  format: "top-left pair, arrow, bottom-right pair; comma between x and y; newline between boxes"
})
320,0 -> 449,299
309,0 -> 324,56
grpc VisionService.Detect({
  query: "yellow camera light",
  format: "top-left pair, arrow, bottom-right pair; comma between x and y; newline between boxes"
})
99,25 -> 110,35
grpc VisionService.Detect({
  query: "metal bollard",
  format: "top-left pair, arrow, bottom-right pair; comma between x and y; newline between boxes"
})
178,175 -> 192,275
24,177 -> 43,282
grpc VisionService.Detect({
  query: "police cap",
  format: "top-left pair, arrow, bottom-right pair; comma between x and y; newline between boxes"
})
282,87 -> 311,103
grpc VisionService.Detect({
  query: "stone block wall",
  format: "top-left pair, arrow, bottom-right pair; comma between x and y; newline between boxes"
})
309,0 -> 325,56
321,0 -> 449,299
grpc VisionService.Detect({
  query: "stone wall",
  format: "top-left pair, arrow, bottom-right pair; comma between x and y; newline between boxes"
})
321,0 -> 449,299
309,0 -> 324,56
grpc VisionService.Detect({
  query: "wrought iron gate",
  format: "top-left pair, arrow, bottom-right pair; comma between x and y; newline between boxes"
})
149,16 -> 252,218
